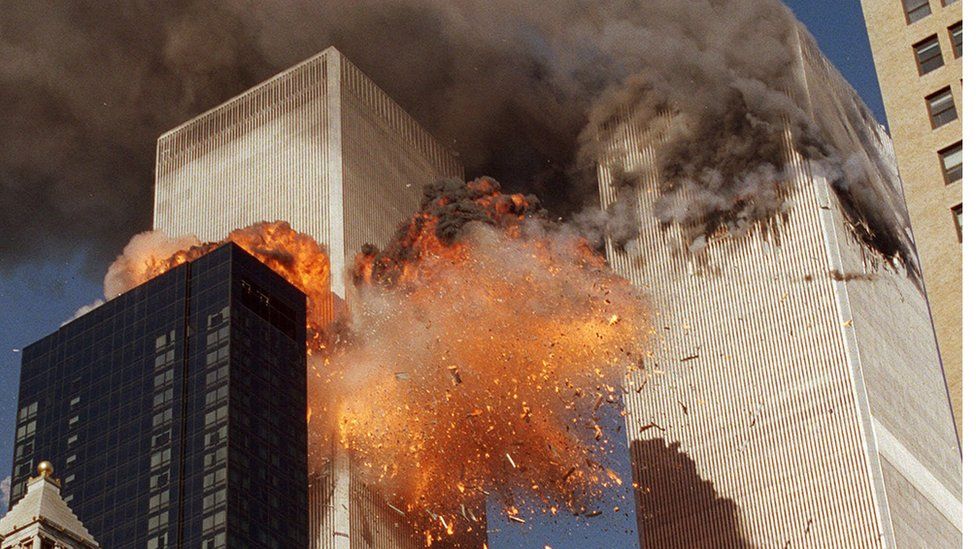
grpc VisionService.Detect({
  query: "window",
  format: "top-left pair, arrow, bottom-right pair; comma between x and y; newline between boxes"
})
943,0 -> 958,5
18,402 -> 38,422
952,204 -> 962,242
939,142 -> 963,183
950,22 -> 962,57
915,36 -> 945,75
926,87 -> 958,128
903,0 -> 931,23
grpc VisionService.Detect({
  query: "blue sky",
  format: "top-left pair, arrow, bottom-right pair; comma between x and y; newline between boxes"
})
0,0 -> 886,541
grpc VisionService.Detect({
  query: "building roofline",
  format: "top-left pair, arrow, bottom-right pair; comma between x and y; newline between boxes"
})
157,46 -> 340,141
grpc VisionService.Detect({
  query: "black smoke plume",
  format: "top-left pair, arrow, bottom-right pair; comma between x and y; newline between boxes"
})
1,0 -> 915,276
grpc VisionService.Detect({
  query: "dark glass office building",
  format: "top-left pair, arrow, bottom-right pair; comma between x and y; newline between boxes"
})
8,244 -> 308,548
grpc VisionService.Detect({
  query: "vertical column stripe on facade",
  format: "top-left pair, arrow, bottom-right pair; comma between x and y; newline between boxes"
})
598,24 -> 959,546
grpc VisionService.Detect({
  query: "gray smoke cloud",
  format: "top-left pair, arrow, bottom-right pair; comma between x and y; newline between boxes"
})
1,0 -> 915,275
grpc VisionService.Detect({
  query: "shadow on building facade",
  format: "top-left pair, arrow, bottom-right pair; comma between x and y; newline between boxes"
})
631,439 -> 752,548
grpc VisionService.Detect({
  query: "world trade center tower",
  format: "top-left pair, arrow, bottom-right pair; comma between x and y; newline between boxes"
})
152,47 -> 470,548
597,23 -> 961,549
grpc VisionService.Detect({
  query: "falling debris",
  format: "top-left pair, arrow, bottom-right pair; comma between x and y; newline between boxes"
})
676,400 -> 689,415
106,180 -> 653,537
639,422 -> 667,433
448,366 -> 463,385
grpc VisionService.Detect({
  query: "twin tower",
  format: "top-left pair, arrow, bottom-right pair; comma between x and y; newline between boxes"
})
9,34 -> 960,549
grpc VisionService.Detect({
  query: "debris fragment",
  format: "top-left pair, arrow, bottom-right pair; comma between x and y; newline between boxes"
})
639,422 -> 666,433
676,399 -> 688,415
448,365 -> 463,384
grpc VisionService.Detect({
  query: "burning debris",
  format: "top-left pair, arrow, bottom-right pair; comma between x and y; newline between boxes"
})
104,178 -> 653,540
334,178 -> 652,535
103,221 -> 335,350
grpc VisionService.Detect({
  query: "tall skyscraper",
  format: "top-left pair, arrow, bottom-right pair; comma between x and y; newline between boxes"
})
153,46 -> 464,298
597,26 -> 961,548
153,47 -> 469,548
0,462 -> 99,548
9,244 -> 309,548
860,0 -> 962,431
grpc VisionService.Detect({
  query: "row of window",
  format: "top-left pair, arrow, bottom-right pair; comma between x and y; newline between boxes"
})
147,330 -> 177,546
903,0 -> 958,25
904,11 -> 964,244
914,22 -> 962,76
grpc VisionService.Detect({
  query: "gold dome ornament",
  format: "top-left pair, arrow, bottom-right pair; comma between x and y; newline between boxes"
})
37,460 -> 54,478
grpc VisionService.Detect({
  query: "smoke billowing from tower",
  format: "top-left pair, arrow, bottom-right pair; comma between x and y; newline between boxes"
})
3,0 -> 915,274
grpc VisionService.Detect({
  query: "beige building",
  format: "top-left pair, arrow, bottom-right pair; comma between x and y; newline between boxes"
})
598,25 -> 960,548
153,48 -> 469,549
860,0 -> 963,432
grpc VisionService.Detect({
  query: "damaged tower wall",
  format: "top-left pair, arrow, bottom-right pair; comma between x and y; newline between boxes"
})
599,27 -> 960,548
152,48 -> 467,549
153,46 -> 463,296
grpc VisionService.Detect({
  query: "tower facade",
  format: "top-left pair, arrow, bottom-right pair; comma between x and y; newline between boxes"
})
153,46 -> 464,297
598,27 -> 961,547
152,48 -> 470,548
9,244 -> 309,548
860,0 -> 962,431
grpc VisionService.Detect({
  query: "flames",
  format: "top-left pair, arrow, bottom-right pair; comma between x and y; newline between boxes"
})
105,178 -> 652,543
104,221 -> 333,348
354,178 -> 542,288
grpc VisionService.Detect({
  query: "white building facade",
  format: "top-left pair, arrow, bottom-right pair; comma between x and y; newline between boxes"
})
598,27 -> 961,548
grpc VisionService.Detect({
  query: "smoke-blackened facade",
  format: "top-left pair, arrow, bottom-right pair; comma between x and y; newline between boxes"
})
598,25 -> 960,548
9,244 -> 308,548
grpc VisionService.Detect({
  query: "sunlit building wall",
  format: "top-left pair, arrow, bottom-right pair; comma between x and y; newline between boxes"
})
598,27 -> 961,548
154,46 -> 463,297
861,0 -> 963,433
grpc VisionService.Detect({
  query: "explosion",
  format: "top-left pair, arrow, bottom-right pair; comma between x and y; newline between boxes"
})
103,221 -> 333,348
104,178 -> 652,543
334,179 -> 650,539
